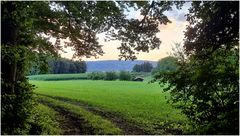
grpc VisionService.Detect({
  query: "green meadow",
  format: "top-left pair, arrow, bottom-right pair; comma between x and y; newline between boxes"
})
31,75 -> 187,134
28,73 -> 88,81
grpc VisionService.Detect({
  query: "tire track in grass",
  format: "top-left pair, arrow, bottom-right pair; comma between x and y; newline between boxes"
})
40,100 -> 94,135
37,94 -> 148,135
38,96 -> 123,135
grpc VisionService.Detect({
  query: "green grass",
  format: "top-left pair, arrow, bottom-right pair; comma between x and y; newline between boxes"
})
29,103 -> 61,135
37,95 -> 122,134
31,80 -> 186,134
28,73 -> 88,81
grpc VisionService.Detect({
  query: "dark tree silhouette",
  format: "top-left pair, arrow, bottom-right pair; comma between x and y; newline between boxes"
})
133,62 -> 153,72
2,1 -> 181,134
154,1 -> 239,134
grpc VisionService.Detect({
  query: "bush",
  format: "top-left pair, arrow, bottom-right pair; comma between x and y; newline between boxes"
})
104,71 -> 118,81
87,72 -> 105,80
155,48 -> 239,134
119,71 -> 132,81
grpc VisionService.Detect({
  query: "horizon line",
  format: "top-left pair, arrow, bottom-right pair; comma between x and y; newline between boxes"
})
84,59 -> 158,62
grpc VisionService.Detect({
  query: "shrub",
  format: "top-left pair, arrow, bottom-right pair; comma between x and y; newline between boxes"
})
87,72 -> 105,80
104,71 -> 118,81
119,71 -> 132,81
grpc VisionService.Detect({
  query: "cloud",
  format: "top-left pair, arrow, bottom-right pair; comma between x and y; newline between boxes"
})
176,12 -> 187,22
158,20 -> 176,31
163,2 -> 190,22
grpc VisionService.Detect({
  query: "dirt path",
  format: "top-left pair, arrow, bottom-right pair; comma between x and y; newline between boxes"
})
40,100 -> 94,135
38,94 -> 148,135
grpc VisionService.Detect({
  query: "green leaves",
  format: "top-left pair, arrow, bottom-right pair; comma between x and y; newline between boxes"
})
2,1 -> 180,60
152,56 -> 178,75
155,45 -> 239,134
184,1 -> 239,56
154,1 -> 239,133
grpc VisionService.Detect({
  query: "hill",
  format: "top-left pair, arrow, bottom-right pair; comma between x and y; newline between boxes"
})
85,60 -> 157,72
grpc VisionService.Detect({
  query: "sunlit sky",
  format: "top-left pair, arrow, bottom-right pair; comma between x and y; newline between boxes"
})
60,3 -> 190,61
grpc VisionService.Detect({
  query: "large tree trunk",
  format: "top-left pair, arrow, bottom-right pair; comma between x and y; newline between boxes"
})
1,2 -> 33,134
2,19 -> 18,94
1,2 -> 19,94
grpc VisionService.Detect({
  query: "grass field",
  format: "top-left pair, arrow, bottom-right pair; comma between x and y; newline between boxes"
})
28,73 -> 88,81
37,95 -> 122,134
31,78 -> 187,134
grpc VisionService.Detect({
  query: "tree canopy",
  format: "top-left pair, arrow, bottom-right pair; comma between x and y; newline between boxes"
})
2,1 -> 238,135
2,1 -> 181,134
2,1 -> 183,60
154,1 -> 239,134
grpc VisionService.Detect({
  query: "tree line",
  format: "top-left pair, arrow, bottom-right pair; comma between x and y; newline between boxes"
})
88,71 -> 132,81
132,62 -> 153,72
132,58 -> 178,74
49,58 -> 86,74
29,58 -> 87,75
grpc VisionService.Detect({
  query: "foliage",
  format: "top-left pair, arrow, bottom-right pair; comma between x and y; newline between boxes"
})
155,48 -> 239,134
48,58 -> 86,74
104,71 -> 118,81
119,71 -> 132,81
132,62 -> 153,72
28,54 -> 52,75
154,1 -> 239,134
33,80 -> 186,134
151,56 -> 178,75
4,1 -> 233,134
184,1 -> 238,56
2,1 -> 179,60
37,95 -> 122,134
29,58 -> 86,75
87,72 -> 105,80
2,1 -> 177,134
88,71 -> 131,81
1,45 -> 35,134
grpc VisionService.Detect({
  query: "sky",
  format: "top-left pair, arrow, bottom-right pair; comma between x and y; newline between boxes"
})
60,2 -> 190,61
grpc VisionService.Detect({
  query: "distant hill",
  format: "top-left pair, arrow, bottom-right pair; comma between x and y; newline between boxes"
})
85,60 -> 157,72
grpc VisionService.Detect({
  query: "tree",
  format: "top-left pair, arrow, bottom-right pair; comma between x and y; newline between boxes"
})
152,56 -> 178,74
87,72 -> 105,80
1,1 -> 183,134
142,62 -> 153,72
69,63 -> 76,73
46,58 -> 87,74
74,61 -> 87,73
132,62 -> 153,72
132,64 -> 141,72
119,71 -> 132,81
104,72 -> 118,81
154,1 -> 239,134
